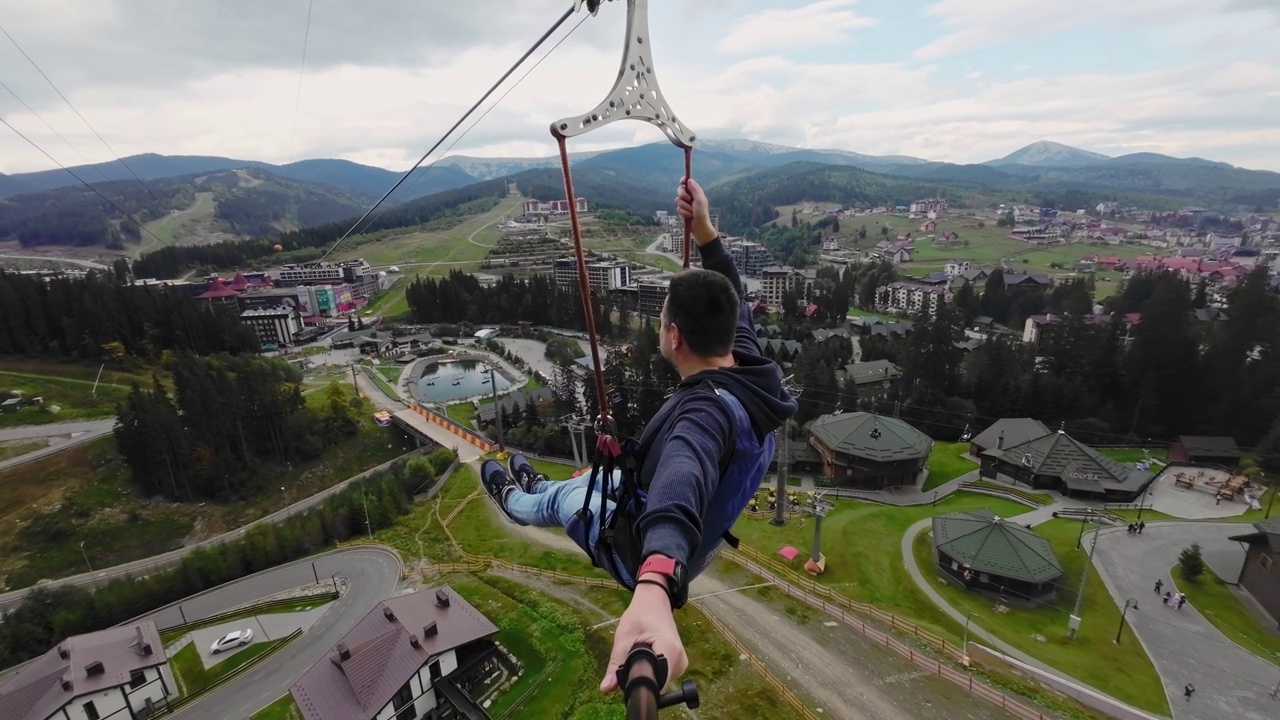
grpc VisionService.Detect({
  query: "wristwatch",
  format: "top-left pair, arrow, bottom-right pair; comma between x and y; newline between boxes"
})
637,554 -> 689,609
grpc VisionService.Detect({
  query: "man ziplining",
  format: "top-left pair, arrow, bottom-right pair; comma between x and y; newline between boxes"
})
482,177 -> 797,695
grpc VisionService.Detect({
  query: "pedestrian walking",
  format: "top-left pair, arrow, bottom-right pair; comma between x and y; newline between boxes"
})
1183,683 -> 1194,701
1127,523 -> 1135,534
1163,591 -> 1171,606
1154,579 -> 1163,594
1177,595 -> 1187,610
1138,521 -> 1145,534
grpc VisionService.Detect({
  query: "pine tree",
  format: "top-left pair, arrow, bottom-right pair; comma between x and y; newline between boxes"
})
1178,543 -> 1205,581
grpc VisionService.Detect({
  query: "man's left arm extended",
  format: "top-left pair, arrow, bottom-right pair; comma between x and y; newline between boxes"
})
599,397 -> 732,694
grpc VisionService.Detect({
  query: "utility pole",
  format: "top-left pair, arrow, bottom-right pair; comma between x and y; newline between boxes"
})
79,541 -> 93,573
771,424 -> 789,526
488,366 -> 505,453
361,487 -> 372,539
92,363 -> 104,397
1068,527 -> 1099,639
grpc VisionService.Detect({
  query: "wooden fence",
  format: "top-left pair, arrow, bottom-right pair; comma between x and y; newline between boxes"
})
722,546 -> 1054,720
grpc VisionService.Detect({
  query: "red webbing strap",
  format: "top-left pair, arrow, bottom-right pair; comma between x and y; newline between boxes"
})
556,134 -> 612,427
682,146 -> 693,269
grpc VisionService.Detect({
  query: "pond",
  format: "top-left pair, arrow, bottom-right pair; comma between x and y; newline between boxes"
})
414,359 -> 513,404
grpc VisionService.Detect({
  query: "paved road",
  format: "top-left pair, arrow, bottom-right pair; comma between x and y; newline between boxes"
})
1091,523 -> 1279,720
0,253 -> 110,270
158,546 -> 403,720
0,450 -> 418,614
0,418 -> 115,442
0,419 -> 116,472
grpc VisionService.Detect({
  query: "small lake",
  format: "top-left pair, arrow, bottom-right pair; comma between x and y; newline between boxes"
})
415,359 -> 512,404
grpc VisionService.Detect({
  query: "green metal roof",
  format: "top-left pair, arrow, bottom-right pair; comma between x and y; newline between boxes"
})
808,412 -> 932,463
990,430 -> 1153,493
932,509 -> 1065,583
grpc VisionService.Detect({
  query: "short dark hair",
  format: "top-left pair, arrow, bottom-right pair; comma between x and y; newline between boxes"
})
663,269 -> 739,357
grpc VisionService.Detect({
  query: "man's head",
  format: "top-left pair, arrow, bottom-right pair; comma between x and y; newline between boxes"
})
659,269 -> 740,372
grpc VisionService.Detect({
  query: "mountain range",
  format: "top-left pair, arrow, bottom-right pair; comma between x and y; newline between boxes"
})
2,139 -> 1278,252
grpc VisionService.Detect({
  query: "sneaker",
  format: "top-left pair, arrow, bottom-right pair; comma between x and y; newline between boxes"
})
481,460 -> 527,526
507,453 -> 543,493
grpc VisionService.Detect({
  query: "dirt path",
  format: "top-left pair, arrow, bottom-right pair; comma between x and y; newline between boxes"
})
695,571 -> 1018,720
477,485 -> 1020,720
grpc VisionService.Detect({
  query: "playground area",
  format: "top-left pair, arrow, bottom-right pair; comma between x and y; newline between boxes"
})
1145,464 -> 1266,519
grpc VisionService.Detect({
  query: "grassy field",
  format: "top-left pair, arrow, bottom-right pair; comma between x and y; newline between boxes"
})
923,441 -> 978,491
790,206 -> 1155,295
912,520 -> 1169,715
0,439 -> 44,461
250,694 -> 301,720
445,401 -> 477,429
171,639 -> 285,697
0,387 -> 415,591
340,197 -> 521,269
135,192 -> 217,259
1097,447 -> 1166,464
0,369 -> 133,427
730,492 -> 1030,640
1171,565 -> 1280,665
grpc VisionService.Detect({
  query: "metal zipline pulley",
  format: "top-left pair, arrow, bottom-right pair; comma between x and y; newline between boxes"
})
554,0 -> 698,430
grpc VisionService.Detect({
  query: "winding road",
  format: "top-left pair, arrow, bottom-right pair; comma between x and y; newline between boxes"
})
156,546 -> 403,720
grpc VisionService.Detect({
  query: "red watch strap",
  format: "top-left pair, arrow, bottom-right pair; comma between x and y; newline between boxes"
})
639,555 -> 676,577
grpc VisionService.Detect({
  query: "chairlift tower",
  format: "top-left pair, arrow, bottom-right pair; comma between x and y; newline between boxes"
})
772,376 -> 804,526
803,490 -> 835,576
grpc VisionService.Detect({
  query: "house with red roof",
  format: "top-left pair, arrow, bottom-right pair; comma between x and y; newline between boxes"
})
196,278 -> 242,311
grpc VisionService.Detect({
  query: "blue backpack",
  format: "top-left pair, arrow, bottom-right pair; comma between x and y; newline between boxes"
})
567,381 -> 775,587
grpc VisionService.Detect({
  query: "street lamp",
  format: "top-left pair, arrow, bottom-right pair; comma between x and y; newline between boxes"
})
1115,598 -> 1139,644
79,541 -> 93,573
1075,509 -> 1095,549
962,611 -> 979,663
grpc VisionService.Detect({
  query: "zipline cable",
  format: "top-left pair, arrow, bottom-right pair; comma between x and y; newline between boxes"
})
352,12 -> 591,238
283,0 -> 315,175
0,24 -> 157,200
0,76 -> 115,186
318,6 -> 576,262
0,116 -> 170,248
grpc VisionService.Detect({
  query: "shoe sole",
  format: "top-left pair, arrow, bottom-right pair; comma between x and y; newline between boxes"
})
481,461 -> 528,526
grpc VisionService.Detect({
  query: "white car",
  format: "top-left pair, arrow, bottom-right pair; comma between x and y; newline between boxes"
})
209,629 -> 253,654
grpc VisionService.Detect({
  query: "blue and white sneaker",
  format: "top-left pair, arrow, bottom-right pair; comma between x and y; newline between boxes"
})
508,453 -> 546,493
481,459 -> 527,526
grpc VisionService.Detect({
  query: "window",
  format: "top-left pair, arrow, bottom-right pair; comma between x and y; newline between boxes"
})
129,669 -> 147,689
83,701 -> 100,720
1261,553 -> 1274,572
392,683 -> 417,720
429,660 -> 442,682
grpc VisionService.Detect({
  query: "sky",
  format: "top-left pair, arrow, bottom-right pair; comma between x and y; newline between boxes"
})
1,0 -> 1279,176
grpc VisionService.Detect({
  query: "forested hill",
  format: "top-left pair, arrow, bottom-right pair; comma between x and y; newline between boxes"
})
131,178 -> 508,279
708,163 -> 978,233
0,168 -> 373,250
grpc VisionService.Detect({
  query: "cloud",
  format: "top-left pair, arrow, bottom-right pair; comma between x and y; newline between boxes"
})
1,0 -> 1278,176
714,0 -> 877,54
914,0 -> 1280,60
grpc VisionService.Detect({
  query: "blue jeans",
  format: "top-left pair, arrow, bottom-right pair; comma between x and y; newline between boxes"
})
505,469 -> 634,587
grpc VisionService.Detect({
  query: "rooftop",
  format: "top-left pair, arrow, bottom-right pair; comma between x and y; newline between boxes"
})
291,587 -> 497,720
969,418 -> 1051,451
842,360 -> 901,386
932,509 -> 1065,583
809,412 -> 932,463
1175,435 -> 1243,458
0,623 -> 166,720
988,430 -> 1154,494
